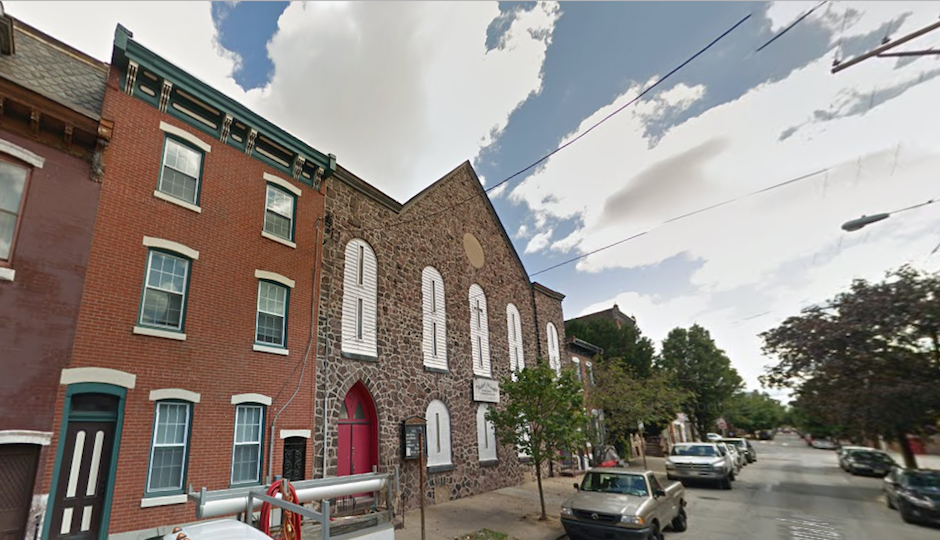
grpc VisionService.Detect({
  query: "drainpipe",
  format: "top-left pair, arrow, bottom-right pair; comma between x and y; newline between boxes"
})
266,217 -> 322,484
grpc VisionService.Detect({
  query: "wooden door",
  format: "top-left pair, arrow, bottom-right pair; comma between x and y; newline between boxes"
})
336,383 -> 377,477
0,444 -> 40,540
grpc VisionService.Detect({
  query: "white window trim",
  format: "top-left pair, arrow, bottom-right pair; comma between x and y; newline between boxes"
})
142,237 -> 199,260
134,326 -> 187,341
253,343 -> 289,356
572,357 -> 582,381
263,172 -> 302,197
0,137 -> 45,168
0,267 -> 14,282
231,404 -> 264,485
60,367 -> 136,389
149,389 -> 201,403
279,429 -> 311,439
0,430 -> 52,446
146,401 -> 191,494
153,189 -> 202,213
140,494 -> 187,508
254,270 -> 295,289
425,400 -> 453,468
159,121 -> 212,153
261,230 -> 297,248
231,393 -> 272,406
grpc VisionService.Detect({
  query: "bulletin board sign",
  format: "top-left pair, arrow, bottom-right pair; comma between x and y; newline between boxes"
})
402,416 -> 427,460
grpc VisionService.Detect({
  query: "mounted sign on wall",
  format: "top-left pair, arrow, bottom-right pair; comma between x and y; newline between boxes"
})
472,377 -> 499,403
401,416 -> 427,460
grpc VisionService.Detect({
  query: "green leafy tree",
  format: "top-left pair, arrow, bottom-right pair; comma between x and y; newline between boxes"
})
657,324 -> 744,439
486,362 -> 588,521
721,390 -> 786,434
566,318 -> 656,378
592,362 -> 688,453
760,265 -> 940,468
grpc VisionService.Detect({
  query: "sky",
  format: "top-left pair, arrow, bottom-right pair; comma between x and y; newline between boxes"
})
13,1 -> 940,401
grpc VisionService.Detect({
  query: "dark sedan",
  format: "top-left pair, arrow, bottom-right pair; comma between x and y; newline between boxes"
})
884,468 -> 940,525
844,450 -> 896,477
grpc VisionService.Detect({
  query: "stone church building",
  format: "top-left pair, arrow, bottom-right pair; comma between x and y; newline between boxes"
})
317,161 -> 569,509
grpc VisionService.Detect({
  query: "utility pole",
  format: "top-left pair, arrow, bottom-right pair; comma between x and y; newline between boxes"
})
832,18 -> 940,74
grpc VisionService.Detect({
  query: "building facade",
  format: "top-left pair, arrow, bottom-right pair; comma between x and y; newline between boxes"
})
37,26 -> 335,540
317,162 -> 569,510
0,14 -> 112,540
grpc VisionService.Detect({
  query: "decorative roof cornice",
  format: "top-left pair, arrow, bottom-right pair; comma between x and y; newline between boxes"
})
112,24 -> 335,187
532,281 -> 566,301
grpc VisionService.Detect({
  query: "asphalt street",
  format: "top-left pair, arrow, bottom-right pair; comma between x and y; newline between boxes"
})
674,433 -> 940,540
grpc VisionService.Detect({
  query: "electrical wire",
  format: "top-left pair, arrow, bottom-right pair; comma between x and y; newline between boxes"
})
359,12 -> 754,233
755,0 -> 829,53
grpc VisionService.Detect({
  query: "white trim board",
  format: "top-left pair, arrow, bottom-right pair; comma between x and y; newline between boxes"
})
140,494 -> 187,508
254,270 -> 295,289
231,393 -> 272,406
0,137 -> 45,168
0,267 -> 14,282
149,389 -> 201,403
0,430 -> 53,446
159,121 -> 212,153
60,367 -> 136,389
279,429 -> 311,439
142,237 -> 199,260
263,172 -> 302,197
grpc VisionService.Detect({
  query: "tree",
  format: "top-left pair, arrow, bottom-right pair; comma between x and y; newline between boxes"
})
721,390 -> 786,434
657,324 -> 744,439
566,318 -> 656,378
591,362 -> 688,454
486,362 -> 588,521
760,265 -> 940,468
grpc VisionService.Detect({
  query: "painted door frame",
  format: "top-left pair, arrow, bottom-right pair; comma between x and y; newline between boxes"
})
337,382 -> 378,477
42,383 -> 127,540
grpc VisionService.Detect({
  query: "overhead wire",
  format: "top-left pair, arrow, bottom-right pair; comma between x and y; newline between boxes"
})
755,0 -> 829,53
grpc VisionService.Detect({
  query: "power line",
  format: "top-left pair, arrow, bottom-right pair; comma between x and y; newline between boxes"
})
755,0 -> 829,53
529,168 -> 829,277
359,12 -> 753,233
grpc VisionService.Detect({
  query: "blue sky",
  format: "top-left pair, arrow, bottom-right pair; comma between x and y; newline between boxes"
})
12,1 -> 940,397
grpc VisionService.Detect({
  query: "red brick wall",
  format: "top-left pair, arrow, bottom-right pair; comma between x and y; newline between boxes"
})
0,129 -> 97,435
40,66 -> 324,534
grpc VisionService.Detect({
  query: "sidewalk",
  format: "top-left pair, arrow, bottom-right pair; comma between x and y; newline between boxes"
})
887,452 -> 940,470
394,457 -> 666,540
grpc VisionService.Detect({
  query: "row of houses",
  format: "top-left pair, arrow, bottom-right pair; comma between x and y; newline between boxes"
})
0,13 -> 614,540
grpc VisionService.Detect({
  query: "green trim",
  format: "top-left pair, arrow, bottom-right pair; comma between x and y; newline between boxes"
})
43,383 -> 127,540
158,134 -> 206,207
262,183 -> 298,243
143,400 -> 194,497
229,404 -> 267,487
254,279 -> 290,349
113,25 -> 336,178
137,248 -> 193,334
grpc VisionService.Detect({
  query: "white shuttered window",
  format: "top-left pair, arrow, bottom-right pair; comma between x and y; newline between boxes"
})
469,284 -> 491,377
506,303 -> 524,379
477,404 -> 498,463
342,239 -> 378,358
425,400 -> 452,468
422,267 -> 447,370
547,322 -> 561,375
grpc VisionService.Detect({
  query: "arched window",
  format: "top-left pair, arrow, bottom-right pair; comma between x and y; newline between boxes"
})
477,404 -> 498,463
342,239 -> 378,358
469,284 -> 491,377
506,303 -> 524,378
422,267 -> 447,370
547,322 -> 560,375
425,400 -> 452,469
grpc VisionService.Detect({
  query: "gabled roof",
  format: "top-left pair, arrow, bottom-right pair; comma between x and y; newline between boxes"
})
566,303 -> 636,326
533,282 -> 565,301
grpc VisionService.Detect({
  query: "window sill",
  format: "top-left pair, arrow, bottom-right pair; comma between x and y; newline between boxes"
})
480,459 -> 500,468
0,267 -> 13,282
342,351 -> 378,362
153,190 -> 202,213
253,343 -> 289,356
140,494 -> 187,508
423,366 -> 450,375
133,326 -> 187,341
261,230 -> 296,249
427,464 -> 455,474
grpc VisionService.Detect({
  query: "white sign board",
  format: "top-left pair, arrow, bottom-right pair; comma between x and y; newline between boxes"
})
472,377 -> 500,403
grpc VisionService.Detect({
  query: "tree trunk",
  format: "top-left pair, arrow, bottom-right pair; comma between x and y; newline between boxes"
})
536,459 -> 547,521
897,429 -> 918,469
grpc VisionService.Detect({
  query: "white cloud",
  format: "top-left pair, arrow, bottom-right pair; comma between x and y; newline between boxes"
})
487,182 -> 508,199
525,229 -> 553,254
516,224 -> 531,239
521,1 -> 940,390
9,1 -> 559,202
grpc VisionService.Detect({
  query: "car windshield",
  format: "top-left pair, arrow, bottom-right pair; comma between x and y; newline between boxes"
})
580,472 -> 649,497
853,451 -> 893,463
671,445 -> 717,457
907,472 -> 940,490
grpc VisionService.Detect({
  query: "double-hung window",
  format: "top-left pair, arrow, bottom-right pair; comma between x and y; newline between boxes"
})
158,137 -> 203,206
263,184 -> 295,242
231,404 -> 264,485
140,250 -> 191,331
147,402 -> 192,494
256,281 -> 288,347
0,160 -> 29,266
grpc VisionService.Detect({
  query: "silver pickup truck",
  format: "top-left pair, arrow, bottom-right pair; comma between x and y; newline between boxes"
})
561,468 -> 688,540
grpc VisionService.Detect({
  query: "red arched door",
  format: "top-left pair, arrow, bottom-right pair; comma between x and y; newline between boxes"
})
337,382 -> 377,476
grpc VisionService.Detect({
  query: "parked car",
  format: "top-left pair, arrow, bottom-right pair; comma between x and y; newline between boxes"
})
843,450 -> 896,477
719,438 -> 756,464
757,429 -> 775,440
717,442 -> 744,473
706,432 -> 722,442
665,442 -> 734,489
811,438 -> 838,450
884,468 -> 940,525
837,446 -> 875,470
562,468 -> 688,540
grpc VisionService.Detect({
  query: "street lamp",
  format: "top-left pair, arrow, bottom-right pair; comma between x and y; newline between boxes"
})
841,199 -> 937,232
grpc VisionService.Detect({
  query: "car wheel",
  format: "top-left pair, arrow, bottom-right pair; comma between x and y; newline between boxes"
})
670,508 -> 688,532
899,501 -> 917,524
886,493 -> 896,510
647,521 -> 664,540
729,471 -> 736,482
721,476 -> 732,490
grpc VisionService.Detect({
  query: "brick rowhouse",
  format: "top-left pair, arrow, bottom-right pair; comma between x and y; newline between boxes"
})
38,25 -> 335,540
0,14 -> 112,540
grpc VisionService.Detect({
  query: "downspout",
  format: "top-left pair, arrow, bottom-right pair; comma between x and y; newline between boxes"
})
266,216 -> 322,484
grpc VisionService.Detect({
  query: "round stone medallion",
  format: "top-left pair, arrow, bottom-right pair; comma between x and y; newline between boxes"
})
463,233 -> 485,268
